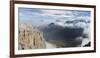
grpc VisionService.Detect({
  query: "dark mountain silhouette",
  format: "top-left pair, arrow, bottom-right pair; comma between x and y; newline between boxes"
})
39,23 -> 84,47
83,42 -> 91,47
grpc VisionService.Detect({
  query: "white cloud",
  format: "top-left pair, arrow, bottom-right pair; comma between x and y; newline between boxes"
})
76,16 -> 90,21
74,22 -> 86,28
40,10 -> 67,15
39,10 -> 74,17
54,16 -> 90,28
64,23 -> 74,28
55,20 -> 74,28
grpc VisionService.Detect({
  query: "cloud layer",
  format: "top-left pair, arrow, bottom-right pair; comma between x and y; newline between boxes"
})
19,8 -> 91,28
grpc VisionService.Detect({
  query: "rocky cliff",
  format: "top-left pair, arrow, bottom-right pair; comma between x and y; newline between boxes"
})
18,24 -> 46,50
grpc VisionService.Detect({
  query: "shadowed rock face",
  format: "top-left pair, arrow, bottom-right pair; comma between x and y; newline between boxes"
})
18,24 -> 46,50
40,23 -> 84,47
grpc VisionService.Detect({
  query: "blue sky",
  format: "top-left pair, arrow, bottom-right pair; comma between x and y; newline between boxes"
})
18,8 -> 91,27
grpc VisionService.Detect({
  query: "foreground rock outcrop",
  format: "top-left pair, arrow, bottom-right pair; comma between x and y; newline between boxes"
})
18,24 -> 46,50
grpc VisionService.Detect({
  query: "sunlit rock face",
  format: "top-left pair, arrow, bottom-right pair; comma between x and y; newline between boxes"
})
18,24 -> 46,50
